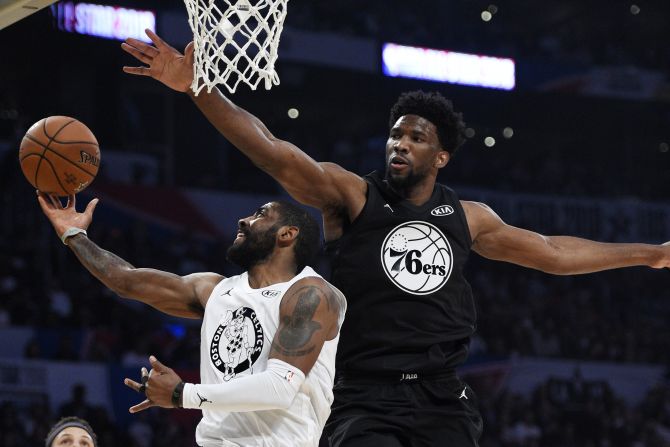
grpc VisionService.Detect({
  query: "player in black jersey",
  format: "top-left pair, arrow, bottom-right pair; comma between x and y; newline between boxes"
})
122,32 -> 670,447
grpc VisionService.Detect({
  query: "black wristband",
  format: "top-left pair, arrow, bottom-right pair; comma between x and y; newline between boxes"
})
171,381 -> 185,408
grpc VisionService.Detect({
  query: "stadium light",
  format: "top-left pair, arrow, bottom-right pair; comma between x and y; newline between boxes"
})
382,43 -> 515,90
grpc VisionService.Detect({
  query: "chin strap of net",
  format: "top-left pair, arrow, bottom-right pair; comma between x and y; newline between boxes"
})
184,0 -> 288,95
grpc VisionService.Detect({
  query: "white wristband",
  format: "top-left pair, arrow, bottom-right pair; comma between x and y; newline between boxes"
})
61,227 -> 87,245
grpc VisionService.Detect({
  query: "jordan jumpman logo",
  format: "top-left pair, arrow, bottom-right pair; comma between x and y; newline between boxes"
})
197,392 -> 213,407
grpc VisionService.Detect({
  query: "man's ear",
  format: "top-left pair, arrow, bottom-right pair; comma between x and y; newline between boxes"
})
277,225 -> 299,247
435,150 -> 451,169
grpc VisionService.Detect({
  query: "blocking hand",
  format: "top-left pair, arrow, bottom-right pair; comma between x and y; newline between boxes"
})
122,29 -> 195,93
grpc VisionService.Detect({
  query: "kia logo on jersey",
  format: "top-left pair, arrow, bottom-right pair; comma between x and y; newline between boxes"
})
261,290 -> 281,298
430,205 -> 454,217
380,221 -> 453,295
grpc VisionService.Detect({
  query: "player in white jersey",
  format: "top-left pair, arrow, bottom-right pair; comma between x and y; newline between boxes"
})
37,193 -> 346,447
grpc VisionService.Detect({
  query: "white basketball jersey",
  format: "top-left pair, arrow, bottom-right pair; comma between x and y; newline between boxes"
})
195,266 -> 341,447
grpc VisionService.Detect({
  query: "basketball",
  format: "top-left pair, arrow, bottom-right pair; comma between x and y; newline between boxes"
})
19,116 -> 101,196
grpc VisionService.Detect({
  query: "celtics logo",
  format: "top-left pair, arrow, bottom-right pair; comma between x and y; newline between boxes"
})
210,306 -> 264,381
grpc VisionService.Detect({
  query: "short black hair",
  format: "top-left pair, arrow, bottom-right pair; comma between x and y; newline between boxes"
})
274,201 -> 321,272
45,416 -> 97,447
389,90 -> 467,154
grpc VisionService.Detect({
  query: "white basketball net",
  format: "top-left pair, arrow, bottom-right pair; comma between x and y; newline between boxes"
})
184,0 -> 288,95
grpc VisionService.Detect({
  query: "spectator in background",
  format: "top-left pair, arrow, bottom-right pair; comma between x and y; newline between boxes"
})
59,384 -> 94,422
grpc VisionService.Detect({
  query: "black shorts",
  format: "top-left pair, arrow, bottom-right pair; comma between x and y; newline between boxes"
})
320,372 -> 483,447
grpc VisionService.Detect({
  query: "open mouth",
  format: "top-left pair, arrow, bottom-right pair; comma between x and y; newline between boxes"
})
389,155 -> 409,169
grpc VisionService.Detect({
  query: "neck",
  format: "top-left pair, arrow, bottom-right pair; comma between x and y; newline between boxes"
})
246,256 -> 298,289
387,175 -> 436,206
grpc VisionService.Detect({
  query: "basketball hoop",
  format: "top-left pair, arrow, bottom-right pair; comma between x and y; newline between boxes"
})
183,0 -> 288,95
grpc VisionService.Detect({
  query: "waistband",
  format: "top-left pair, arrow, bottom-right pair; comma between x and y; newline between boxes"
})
336,368 -> 457,384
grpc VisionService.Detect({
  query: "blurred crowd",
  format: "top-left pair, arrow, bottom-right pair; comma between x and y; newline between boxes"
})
480,375 -> 670,447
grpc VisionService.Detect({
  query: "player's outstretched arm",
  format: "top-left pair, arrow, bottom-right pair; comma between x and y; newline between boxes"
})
464,201 -> 670,275
37,192 -> 221,318
122,30 -> 366,218
142,277 -> 346,413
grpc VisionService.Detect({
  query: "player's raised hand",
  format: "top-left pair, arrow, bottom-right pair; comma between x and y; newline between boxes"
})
37,192 -> 98,239
121,29 -> 194,93
124,355 -> 184,413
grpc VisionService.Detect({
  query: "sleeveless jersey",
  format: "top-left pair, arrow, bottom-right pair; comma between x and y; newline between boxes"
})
326,171 -> 475,374
196,266 -> 340,447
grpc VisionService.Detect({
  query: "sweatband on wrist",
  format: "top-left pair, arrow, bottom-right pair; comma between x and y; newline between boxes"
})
172,381 -> 185,408
61,227 -> 87,245
182,358 -> 305,412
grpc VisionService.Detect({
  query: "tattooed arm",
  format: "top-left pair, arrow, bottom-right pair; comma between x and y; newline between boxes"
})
270,276 -> 346,375
176,277 -> 346,413
37,193 -> 221,318
67,236 -> 220,318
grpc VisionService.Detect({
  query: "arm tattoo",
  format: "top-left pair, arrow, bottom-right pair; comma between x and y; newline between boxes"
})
68,235 -> 135,292
272,286 -> 323,357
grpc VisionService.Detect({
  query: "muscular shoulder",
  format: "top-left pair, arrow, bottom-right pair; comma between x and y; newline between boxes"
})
460,201 -> 505,243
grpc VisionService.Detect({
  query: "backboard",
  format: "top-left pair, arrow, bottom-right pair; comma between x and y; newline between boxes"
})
0,0 -> 58,30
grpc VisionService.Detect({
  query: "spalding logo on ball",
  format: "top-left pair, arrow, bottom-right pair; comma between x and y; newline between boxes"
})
380,221 -> 453,295
19,115 -> 101,196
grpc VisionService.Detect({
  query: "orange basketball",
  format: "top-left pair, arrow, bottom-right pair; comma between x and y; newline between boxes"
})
19,116 -> 101,196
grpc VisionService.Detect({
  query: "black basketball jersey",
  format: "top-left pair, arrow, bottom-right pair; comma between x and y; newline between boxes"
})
326,171 -> 476,374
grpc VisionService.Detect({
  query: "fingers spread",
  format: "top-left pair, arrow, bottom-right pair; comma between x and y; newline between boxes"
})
149,355 -> 166,372
65,194 -> 75,209
124,378 -> 143,393
123,66 -> 152,77
129,399 -> 155,414
145,29 -> 169,49
47,194 -> 63,209
121,42 -> 154,65
123,38 -> 159,57
84,198 -> 99,216
37,192 -> 53,212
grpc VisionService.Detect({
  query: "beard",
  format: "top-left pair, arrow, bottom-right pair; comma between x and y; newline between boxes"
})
226,225 -> 279,271
384,164 -> 427,191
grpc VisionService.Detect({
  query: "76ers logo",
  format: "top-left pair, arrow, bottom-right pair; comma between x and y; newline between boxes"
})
380,221 -> 453,295
210,307 -> 264,381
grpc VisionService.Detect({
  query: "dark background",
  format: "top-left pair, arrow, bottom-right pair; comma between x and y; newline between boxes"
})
1,1 -> 669,446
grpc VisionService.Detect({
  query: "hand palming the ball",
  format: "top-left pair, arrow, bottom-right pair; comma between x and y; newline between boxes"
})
37,192 -> 99,241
